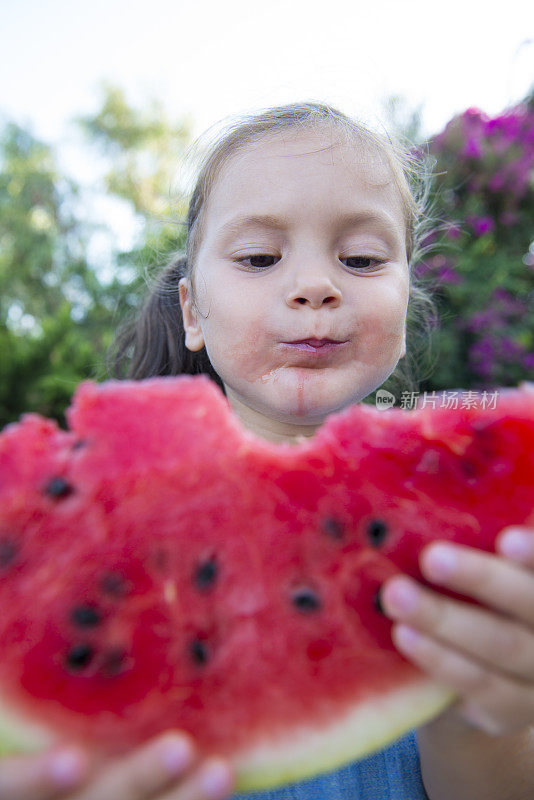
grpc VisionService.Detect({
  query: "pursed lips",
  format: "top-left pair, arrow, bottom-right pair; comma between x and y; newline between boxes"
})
281,338 -> 348,354
289,338 -> 342,345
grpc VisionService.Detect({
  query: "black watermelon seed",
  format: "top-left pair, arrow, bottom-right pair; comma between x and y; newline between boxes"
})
65,644 -> 94,671
101,647 -> 129,676
292,588 -> 322,613
100,572 -> 129,597
367,519 -> 388,547
44,477 -> 73,499
194,557 -> 218,590
460,459 -> 478,478
322,517 -> 344,540
70,605 -> 102,628
0,538 -> 18,568
189,639 -> 209,665
374,588 -> 386,616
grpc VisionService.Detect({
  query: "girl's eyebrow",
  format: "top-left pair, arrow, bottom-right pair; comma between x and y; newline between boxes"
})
216,214 -> 286,240
216,211 -> 402,243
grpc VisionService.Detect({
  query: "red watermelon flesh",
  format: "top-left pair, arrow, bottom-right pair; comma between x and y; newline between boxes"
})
0,377 -> 533,791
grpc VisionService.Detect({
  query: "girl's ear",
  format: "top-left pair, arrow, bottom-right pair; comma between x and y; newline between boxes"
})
179,278 -> 205,352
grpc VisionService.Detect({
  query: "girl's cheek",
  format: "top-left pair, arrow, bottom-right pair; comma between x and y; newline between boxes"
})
209,329 -> 272,386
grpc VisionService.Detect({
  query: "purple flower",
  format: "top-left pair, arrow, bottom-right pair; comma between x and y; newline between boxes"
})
469,337 -> 496,381
486,113 -> 521,142
469,215 -> 495,236
524,353 -> 534,371
413,262 -> 430,279
437,265 -> 463,285
413,254 -> 463,285
498,337 -> 524,360
465,309 -> 501,334
446,224 -> 462,240
463,107 -> 488,126
493,287 -> 513,302
462,136 -> 483,159
492,288 -> 526,314
421,231 -> 438,249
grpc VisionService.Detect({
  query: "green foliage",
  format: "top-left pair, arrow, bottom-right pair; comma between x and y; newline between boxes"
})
0,86 -> 190,427
76,82 -> 192,218
76,81 -> 191,331
0,122 -> 109,425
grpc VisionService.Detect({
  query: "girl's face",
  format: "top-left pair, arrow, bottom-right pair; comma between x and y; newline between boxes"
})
179,128 -> 410,442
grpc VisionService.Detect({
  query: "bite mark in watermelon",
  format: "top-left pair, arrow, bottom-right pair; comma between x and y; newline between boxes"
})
0,377 -> 533,791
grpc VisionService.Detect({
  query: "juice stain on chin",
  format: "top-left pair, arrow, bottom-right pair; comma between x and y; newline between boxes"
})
293,369 -> 324,418
296,375 -> 308,417
260,364 -> 289,384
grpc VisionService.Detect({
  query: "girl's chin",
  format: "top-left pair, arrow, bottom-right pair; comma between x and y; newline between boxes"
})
226,370 -> 386,433
259,392 -> 362,427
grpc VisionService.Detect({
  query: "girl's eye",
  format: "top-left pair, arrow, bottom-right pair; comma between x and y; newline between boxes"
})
234,254 -> 385,271
235,254 -> 279,270
341,256 -> 384,270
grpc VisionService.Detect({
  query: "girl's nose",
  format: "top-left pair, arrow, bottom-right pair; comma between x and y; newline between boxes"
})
286,273 -> 342,309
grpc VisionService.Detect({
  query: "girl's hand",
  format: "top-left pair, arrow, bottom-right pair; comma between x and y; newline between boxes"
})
0,731 -> 235,800
380,525 -> 534,736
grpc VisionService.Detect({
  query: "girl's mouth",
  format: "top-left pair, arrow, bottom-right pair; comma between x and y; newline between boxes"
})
281,339 -> 348,355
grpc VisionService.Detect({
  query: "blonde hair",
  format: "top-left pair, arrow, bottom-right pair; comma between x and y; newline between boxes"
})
110,101 -> 438,397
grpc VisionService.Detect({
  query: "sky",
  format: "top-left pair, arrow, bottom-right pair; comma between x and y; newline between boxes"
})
1,0 -> 533,247
2,0 -> 533,141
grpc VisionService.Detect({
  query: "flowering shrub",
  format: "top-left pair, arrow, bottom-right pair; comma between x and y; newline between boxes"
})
415,91 -> 534,391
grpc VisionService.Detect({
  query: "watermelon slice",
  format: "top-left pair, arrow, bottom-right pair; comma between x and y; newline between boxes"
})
0,376 -> 533,792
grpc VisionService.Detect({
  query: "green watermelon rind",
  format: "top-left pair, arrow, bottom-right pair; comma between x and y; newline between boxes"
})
0,679 -> 453,790
0,692 -> 55,756
232,679 -> 454,792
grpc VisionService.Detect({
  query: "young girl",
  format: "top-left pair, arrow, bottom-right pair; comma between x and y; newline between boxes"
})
4,102 -> 534,800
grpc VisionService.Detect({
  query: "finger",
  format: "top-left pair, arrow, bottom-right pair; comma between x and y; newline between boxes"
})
381,574 -> 534,681
0,746 -> 88,799
419,541 -> 534,629
72,731 -> 195,800
391,623 -> 534,736
158,757 -> 235,800
497,526 -> 534,567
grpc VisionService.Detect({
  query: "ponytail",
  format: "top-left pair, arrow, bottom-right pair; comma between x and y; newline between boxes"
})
107,255 -> 225,391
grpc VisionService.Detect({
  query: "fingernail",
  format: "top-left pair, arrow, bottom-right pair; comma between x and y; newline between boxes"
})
199,758 -> 233,798
395,624 -> 421,651
48,748 -> 84,788
424,544 -> 457,581
499,529 -> 531,562
385,578 -> 418,614
159,735 -> 194,773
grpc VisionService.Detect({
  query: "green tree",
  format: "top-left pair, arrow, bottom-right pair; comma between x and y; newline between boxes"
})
0,121 -> 110,425
75,82 -> 192,342
0,84 -> 192,427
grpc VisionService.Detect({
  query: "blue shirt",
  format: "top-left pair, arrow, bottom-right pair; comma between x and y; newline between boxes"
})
232,730 -> 429,799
